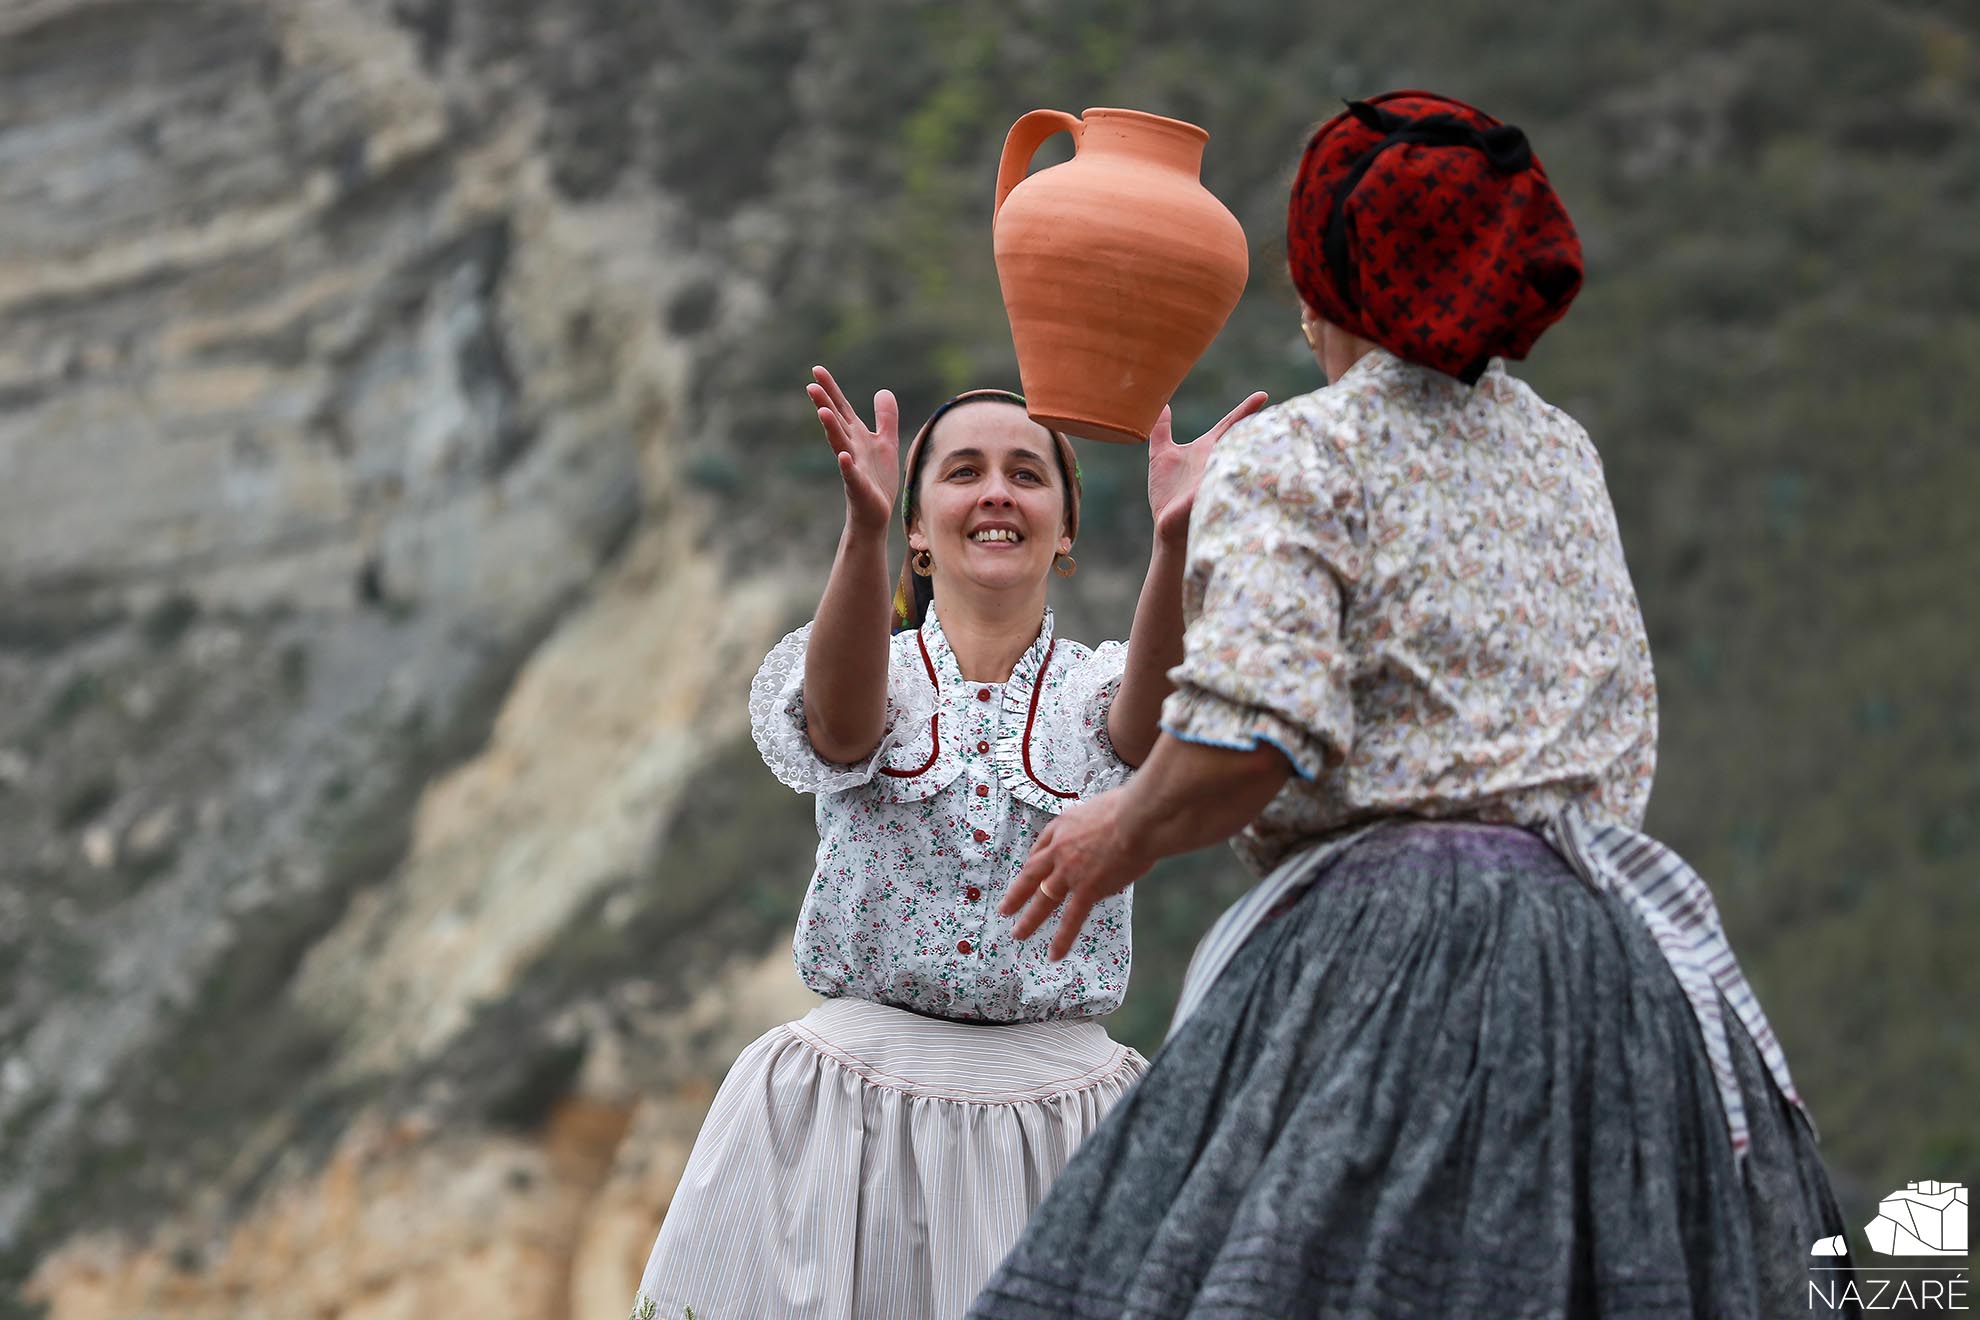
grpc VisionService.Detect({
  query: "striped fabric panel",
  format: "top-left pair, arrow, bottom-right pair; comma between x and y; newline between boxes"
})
1169,807 -> 1807,1164
1557,806 -> 1809,1157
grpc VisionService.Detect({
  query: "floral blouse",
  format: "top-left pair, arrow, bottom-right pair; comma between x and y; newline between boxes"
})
1162,347 -> 1658,876
750,606 -> 1134,1021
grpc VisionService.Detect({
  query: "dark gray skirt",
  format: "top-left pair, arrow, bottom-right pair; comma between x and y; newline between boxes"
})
970,821 -> 1856,1320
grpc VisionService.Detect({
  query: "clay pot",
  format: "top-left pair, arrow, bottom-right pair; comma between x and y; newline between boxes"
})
993,108 -> 1249,444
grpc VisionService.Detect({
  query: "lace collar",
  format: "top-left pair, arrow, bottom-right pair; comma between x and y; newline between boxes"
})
918,604 -> 1055,695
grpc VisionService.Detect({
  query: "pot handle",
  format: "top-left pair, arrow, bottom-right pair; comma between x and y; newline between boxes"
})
994,109 -> 1083,222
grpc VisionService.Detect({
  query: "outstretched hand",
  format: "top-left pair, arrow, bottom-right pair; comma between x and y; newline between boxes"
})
807,366 -> 901,533
1147,391 -> 1270,544
999,790 -> 1156,961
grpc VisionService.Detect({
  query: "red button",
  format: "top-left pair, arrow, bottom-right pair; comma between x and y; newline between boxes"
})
966,885 -> 983,902
977,688 -> 992,701
975,784 -> 989,797
957,939 -> 974,954
973,829 -> 989,843
976,740 -> 990,754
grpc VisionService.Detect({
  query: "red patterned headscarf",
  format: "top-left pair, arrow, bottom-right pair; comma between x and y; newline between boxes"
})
1288,91 -> 1582,384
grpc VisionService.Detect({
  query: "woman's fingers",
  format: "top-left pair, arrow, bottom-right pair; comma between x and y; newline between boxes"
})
811,366 -> 864,432
1047,893 -> 1095,962
1150,405 -> 1175,448
811,370 -> 895,527
1006,842 -> 1067,939
873,388 -> 899,444
817,405 -> 853,456
807,382 -> 850,433
1204,391 -> 1269,444
1000,832 -> 1054,916
1012,879 -> 1065,941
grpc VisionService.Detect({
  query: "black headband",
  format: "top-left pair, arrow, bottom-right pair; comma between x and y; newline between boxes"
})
901,389 -> 1032,528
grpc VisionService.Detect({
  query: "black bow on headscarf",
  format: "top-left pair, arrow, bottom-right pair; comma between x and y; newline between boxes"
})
1322,100 -> 1535,325
1343,99 -> 1533,172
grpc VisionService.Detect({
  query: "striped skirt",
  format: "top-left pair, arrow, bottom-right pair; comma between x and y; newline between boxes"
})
631,996 -> 1147,1320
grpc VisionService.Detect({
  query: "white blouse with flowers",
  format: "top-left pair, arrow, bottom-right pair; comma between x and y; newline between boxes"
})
750,605 -> 1134,1022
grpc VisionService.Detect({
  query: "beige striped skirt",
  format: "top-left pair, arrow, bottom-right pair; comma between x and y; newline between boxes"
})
631,996 -> 1147,1320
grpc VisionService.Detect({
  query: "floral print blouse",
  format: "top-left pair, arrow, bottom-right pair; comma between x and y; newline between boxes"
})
1162,348 -> 1658,877
751,606 -> 1134,1021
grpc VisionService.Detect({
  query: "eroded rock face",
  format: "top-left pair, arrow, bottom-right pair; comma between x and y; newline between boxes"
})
0,0 -> 820,1299
24,945 -> 818,1320
28,1100 -> 640,1320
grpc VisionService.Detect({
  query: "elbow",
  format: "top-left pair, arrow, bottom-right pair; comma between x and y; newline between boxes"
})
1112,729 -> 1153,769
807,733 -> 880,767
802,699 -> 883,767
1106,703 -> 1158,769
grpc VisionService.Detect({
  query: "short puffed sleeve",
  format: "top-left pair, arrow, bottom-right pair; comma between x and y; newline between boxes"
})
997,638 -> 1134,813
1058,639 -> 1134,796
1160,402 -> 1365,781
748,623 -> 940,795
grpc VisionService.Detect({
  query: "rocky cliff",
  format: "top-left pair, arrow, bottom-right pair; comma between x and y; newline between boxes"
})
0,1 -> 831,1312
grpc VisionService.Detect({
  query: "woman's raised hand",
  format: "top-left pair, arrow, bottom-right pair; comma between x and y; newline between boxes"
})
1147,391 -> 1269,544
808,366 -> 900,534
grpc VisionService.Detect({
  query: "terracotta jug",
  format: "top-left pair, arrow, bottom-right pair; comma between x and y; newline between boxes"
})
993,107 -> 1249,444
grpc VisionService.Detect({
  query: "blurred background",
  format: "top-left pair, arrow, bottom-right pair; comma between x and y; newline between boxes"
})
1,0 -> 1974,1315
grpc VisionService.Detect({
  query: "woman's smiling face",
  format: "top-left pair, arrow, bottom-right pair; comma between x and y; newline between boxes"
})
908,402 -> 1070,596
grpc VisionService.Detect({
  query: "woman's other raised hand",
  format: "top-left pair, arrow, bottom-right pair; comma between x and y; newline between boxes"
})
808,366 -> 901,534
1147,391 -> 1269,545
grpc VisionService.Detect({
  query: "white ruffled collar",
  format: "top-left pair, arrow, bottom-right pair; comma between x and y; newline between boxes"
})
914,605 -> 1080,814
918,604 -> 1055,695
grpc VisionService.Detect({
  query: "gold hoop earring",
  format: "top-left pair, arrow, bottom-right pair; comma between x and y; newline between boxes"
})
1300,317 -> 1322,351
912,549 -> 934,577
1053,553 -> 1077,578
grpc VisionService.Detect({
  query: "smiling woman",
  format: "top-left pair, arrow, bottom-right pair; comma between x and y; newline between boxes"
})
626,366 -> 1266,1317
894,388 -> 1080,641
